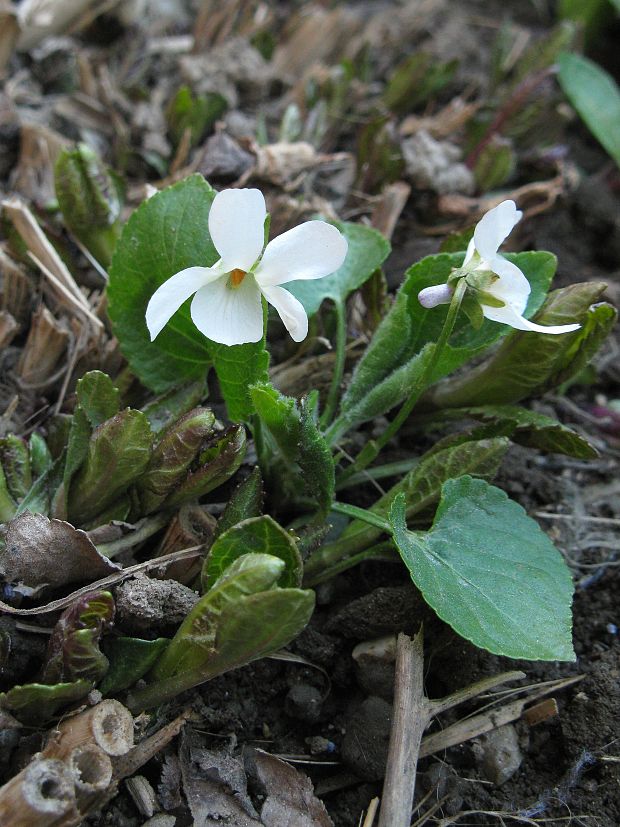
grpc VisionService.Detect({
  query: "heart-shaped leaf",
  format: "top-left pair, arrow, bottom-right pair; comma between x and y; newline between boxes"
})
389,476 -> 575,661
107,174 -> 269,420
286,221 -> 390,316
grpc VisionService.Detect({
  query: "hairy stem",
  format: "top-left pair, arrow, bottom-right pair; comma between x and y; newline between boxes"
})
320,300 -> 348,429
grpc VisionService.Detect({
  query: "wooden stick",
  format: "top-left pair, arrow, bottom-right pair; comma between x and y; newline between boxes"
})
112,711 -> 189,781
0,757 -> 79,827
378,630 -> 427,827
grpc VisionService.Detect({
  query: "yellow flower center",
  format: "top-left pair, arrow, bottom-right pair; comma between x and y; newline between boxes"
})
229,268 -> 247,288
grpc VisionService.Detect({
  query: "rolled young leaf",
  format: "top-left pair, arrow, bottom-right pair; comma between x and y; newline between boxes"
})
162,424 -> 246,509
134,407 -> 216,515
68,409 -> 153,526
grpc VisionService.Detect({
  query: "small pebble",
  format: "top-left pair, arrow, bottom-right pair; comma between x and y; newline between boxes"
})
284,684 -> 323,723
475,724 -> 523,785
352,635 -> 397,700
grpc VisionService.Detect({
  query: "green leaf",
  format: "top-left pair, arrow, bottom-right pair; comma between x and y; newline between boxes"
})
107,174 -> 215,391
558,52 -> 620,168
76,371 -> 120,428
215,467 -> 264,538
55,143 -> 123,267
338,252 -> 555,428
100,637 -> 169,695
428,282 -> 615,408
16,454 -> 65,517
285,221 -> 390,317
202,516 -> 303,592
166,85 -> 227,148
251,383 -> 335,516
107,174 -> 270,420
162,424 -> 246,509
389,477 -> 575,661
304,437 -> 508,583
0,465 -> 16,522
29,432 -> 53,478
455,405 -> 598,459
384,52 -> 458,114
336,344 -> 434,434
128,553 -> 315,710
42,591 -> 115,684
134,407 -> 216,515
0,436 -> 31,502
68,409 -> 153,525
0,680 -> 92,724
298,396 -> 335,517
141,382 -> 206,434
209,336 -> 270,423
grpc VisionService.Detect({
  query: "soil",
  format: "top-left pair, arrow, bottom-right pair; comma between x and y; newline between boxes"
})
1,1 -> 619,825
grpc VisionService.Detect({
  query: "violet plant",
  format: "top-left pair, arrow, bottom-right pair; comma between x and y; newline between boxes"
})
14,169 -> 611,713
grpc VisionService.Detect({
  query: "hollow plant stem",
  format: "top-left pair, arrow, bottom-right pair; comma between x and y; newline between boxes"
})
336,278 -> 467,486
320,299 -> 347,429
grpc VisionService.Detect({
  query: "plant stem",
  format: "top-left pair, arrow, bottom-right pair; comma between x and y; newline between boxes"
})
336,457 -> 420,491
303,541 -> 396,587
331,500 -> 391,531
337,278 -> 467,485
95,512 -> 170,558
320,300 -> 347,429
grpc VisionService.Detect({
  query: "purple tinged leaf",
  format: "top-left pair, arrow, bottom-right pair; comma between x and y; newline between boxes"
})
162,424 -> 246,509
42,591 -> 115,684
135,407 -> 216,516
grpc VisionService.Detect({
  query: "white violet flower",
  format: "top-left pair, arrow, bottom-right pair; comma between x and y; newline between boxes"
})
146,188 -> 348,346
418,200 -> 581,335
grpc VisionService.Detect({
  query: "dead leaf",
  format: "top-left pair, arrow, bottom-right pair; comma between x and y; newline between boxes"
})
179,728 -> 262,826
245,748 -> 333,827
0,545 -> 204,616
0,512 -> 120,595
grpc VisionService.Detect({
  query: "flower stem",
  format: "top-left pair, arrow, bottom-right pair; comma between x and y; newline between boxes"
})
335,457 -> 420,491
336,278 -> 466,486
331,500 -> 392,531
303,542 -> 397,587
320,300 -> 347,429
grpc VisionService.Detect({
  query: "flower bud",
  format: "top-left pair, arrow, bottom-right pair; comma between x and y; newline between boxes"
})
418,284 -> 454,309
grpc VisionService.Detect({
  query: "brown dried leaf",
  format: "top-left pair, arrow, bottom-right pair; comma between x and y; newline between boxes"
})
0,512 -> 120,595
10,123 -> 69,206
245,748 -> 333,827
273,7 -> 362,78
17,306 -> 69,386
179,729 -> 262,827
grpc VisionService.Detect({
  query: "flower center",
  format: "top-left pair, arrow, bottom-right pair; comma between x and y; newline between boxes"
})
229,268 -> 247,288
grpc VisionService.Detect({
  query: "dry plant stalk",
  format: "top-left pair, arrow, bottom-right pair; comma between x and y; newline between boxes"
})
0,757 -> 80,827
10,123 -> 69,206
0,246 -> 33,324
66,744 -> 113,811
17,305 -> 69,385
1,197 -> 103,334
0,1 -> 19,75
43,700 -> 135,761
378,631 -> 427,827
370,182 -> 411,241
0,310 -> 19,347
